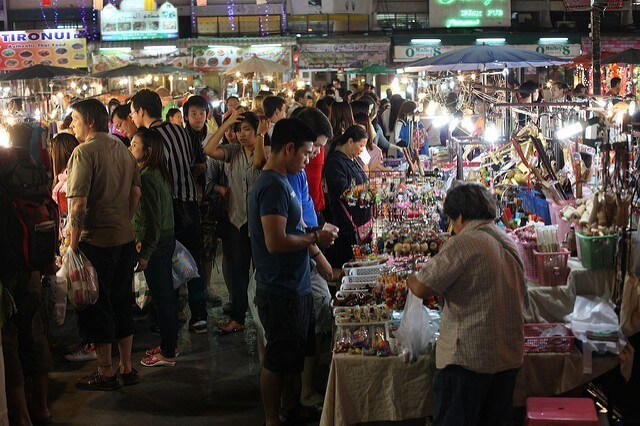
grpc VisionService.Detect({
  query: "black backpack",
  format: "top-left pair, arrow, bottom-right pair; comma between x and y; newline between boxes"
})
0,147 -> 58,271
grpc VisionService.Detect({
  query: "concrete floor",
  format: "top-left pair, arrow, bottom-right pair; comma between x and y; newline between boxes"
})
45,258 -> 311,426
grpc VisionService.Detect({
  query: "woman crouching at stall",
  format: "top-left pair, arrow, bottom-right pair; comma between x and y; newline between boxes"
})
129,128 -> 178,367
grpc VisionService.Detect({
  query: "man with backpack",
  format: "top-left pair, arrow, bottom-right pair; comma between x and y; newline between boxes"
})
0,124 -> 57,425
66,99 -> 142,390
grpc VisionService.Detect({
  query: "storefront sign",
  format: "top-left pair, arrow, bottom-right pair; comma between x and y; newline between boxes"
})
91,47 -> 192,73
100,1 -> 178,42
581,38 -> 640,54
0,29 -> 86,70
290,0 -> 372,14
394,44 -> 581,62
192,45 -> 291,71
298,42 -> 389,69
428,0 -> 510,28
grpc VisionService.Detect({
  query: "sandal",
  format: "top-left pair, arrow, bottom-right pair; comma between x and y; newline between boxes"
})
145,345 -> 180,357
216,319 -> 245,335
141,354 -> 176,367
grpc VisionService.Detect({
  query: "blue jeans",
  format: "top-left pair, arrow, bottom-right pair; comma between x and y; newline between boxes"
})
433,365 -> 519,426
144,237 -> 177,358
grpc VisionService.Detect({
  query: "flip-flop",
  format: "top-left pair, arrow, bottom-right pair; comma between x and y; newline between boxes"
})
140,354 -> 176,367
145,346 -> 179,357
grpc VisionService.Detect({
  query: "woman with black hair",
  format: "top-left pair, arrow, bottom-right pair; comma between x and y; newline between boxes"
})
324,125 -> 372,267
203,110 -> 268,334
129,128 -> 177,368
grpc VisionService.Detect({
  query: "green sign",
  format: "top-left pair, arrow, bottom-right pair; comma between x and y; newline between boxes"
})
429,0 -> 510,28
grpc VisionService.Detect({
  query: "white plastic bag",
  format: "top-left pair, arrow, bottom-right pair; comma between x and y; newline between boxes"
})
565,295 -> 626,374
172,241 -> 199,289
395,291 -> 437,363
133,271 -> 150,309
64,249 -> 99,310
52,269 -> 68,325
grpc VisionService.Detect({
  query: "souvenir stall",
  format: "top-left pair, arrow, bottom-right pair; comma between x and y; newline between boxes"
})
319,48 -> 640,425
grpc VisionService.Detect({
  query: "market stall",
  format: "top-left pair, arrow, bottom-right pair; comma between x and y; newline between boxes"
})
316,52 -> 640,422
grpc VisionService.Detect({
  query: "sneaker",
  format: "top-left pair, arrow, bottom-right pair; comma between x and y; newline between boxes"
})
75,371 -> 120,391
64,344 -> 97,362
117,368 -> 140,386
189,320 -> 208,334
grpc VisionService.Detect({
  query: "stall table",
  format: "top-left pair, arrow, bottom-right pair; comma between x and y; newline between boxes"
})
321,349 -> 618,426
321,257 -> 620,425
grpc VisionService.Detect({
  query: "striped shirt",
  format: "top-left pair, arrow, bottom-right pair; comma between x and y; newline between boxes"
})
151,122 -> 198,202
417,220 -> 525,374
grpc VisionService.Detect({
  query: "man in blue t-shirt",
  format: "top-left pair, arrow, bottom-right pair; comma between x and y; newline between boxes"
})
249,118 -> 337,426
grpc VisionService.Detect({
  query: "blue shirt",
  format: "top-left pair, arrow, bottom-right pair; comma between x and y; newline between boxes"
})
287,170 -> 318,228
249,170 -> 311,298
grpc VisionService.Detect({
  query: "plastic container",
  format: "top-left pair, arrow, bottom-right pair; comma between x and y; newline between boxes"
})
525,397 -> 599,425
534,249 -> 570,287
516,240 -> 538,281
547,199 -> 575,244
524,323 -> 575,353
575,233 -> 617,270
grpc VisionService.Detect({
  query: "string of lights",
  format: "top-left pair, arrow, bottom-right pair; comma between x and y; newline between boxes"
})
79,0 -> 88,35
190,0 -> 197,32
38,0 -> 51,29
52,0 -> 59,28
226,0 -> 236,32
261,1 -> 270,36
280,0 -> 286,34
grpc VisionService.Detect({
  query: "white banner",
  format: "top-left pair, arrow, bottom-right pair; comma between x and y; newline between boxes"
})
394,44 -> 582,62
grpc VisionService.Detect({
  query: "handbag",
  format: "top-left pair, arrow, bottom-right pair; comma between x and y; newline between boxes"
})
340,200 -> 373,245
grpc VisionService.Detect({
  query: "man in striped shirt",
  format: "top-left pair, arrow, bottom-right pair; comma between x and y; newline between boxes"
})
130,89 -> 209,334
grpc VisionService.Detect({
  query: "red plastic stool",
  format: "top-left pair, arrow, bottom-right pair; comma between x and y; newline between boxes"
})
525,397 -> 599,425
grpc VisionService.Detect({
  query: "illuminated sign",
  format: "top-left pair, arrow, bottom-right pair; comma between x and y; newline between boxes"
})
0,29 -> 86,70
428,0 -> 510,28
100,1 -> 178,42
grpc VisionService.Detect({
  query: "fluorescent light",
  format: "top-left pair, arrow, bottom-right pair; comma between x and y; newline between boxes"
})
396,68 -> 405,74
539,37 -> 569,43
99,47 -> 131,52
207,45 -> 231,49
556,122 -> 583,139
251,43 -> 281,48
411,38 -> 441,44
476,38 -> 506,44
483,124 -> 500,143
143,45 -> 177,51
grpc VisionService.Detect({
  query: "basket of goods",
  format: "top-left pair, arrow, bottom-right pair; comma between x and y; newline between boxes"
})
524,323 -> 575,353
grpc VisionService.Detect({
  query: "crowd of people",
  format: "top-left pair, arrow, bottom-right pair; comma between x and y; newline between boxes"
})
0,81 -> 438,425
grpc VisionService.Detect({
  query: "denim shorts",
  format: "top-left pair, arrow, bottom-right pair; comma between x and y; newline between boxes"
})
255,289 -> 315,374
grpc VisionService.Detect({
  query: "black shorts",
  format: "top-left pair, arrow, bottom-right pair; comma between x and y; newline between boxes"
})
77,241 -> 136,344
255,289 -> 315,374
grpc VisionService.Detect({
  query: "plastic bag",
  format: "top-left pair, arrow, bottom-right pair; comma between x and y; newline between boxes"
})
133,271 -> 150,309
53,268 -> 68,325
64,249 -> 99,310
395,291 -> 437,363
172,241 -> 199,289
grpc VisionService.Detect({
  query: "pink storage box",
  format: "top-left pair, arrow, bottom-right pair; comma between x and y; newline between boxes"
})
525,397 -> 599,425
